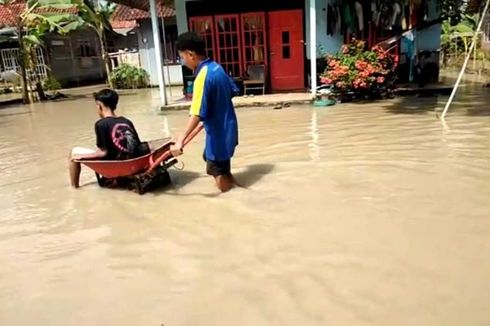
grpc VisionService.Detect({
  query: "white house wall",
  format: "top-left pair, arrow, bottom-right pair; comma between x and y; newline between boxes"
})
307,0 -> 442,58
137,20 -> 183,86
413,0 -> 442,52
305,0 -> 343,59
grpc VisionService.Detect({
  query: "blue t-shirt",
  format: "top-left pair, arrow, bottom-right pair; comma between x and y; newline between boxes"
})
190,59 -> 239,162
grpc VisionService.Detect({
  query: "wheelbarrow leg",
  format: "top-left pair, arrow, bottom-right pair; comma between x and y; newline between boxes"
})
95,173 -> 104,187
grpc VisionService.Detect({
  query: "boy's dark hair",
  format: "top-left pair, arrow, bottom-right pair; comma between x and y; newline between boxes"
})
175,32 -> 206,56
94,89 -> 119,111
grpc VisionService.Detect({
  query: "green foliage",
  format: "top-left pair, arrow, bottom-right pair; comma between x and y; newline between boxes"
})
109,64 -> 149,89
75,0 -> 115,36
320,40 -> 397,97
43,74 -> 61,91
441,13 -> 482,61
439,0 -> 482,22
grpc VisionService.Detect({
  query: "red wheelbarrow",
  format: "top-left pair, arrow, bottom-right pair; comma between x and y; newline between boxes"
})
75,124 -> 203,194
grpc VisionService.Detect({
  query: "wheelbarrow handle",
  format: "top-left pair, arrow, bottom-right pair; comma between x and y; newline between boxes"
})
147,123 -> 204,172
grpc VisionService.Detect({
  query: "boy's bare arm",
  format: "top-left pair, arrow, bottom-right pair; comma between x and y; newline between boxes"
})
72,148 -> 107,161
171,115 -> 201,156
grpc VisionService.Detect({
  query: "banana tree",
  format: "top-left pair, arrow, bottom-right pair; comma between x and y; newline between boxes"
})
76,0 -> 115,88
30,0 -> 116,87
0,0 -> 84,103
440,14 -> 481,66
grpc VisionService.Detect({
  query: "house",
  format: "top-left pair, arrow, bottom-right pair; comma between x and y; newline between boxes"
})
111,0 -> 443,100
109,2 -> 184,86
0,0 -> 183,89
0,1 -> 106,87
176,0 -> 443,89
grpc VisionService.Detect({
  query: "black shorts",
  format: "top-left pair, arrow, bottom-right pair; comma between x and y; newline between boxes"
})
203,153 -> 231,177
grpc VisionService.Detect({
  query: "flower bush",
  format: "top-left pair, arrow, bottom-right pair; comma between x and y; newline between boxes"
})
320,40 -> 397,99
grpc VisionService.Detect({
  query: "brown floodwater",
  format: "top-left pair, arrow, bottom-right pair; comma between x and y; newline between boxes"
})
1,86 -> 490,325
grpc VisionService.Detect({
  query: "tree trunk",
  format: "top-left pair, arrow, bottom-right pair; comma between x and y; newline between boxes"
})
98,27 -> 113,88
30,50 -> 47,101
17,29 -> 30,104
35,81 -> 47,101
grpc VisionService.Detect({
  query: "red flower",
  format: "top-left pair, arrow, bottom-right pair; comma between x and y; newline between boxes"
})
359,71 -> 370,78
355,60 -> 368,70
321,77 -> 333,85
336,66 -> 349,76
376,76 -> 385,84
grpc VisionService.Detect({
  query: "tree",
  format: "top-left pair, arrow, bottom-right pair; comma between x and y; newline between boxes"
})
0,0 -> 117,103
440,13 -> 484,67
0,0 -> 84,103
77,0 -> 115,88
440,0 -> 485,23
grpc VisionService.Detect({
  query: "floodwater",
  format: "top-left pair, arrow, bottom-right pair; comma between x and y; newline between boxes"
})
1,86 -> 490,325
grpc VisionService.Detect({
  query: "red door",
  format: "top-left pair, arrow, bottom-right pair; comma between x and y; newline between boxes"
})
214,14 -> 243,78
268,10 -> 305,90
189,16 -> 216,60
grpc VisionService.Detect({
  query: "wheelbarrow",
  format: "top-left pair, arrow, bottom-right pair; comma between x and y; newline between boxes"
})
75,124 -> 203,194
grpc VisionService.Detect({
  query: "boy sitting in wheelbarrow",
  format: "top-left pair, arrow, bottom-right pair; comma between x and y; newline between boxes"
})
69,89 -> 148,188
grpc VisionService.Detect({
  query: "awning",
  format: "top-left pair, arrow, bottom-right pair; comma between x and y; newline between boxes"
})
113,27 -> 136,35
111,19 -> 138,35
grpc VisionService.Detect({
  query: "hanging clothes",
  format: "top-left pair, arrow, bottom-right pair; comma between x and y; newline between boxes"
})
379,2 -> 391,30
390,2 -> 401,31
362,0 -> 372,32
371,1 -> 376,25
335,4 -> 342,34
342,1 -> 355,34
371,0 -> 381,27
327,4 -> 337,36
354,1 -> 364,32
401,0 -> 408,30
402,30 -> 415,82
423,0 -> 429,21
411,0 -> 422,27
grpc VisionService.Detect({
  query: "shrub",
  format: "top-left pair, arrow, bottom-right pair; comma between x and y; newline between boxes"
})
320,40 -> 397,99
42,75 -> 61,91
109,64 -> 149,89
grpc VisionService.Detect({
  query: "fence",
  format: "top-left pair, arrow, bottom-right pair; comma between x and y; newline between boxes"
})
0,47 -> 48,80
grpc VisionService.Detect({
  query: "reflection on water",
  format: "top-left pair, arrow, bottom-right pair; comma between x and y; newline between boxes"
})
1,87 -> 490,325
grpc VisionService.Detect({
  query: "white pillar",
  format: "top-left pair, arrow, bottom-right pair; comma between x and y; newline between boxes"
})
161,16 -> 173,97
175,0 -> 189,34
149,0 -> 168,105
309,0 -> 317,95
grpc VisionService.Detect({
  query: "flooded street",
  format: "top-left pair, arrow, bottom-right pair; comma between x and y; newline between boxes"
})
1,87 -> 490,325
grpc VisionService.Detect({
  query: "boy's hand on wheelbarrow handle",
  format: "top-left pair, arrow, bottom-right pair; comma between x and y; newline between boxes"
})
170,138 -> 184,157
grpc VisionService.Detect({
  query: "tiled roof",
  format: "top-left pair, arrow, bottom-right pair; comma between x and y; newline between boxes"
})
110,2 -> 174,31
0,1 -> 78,27
0,1 -> 174,30
111,2 -> 174,21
